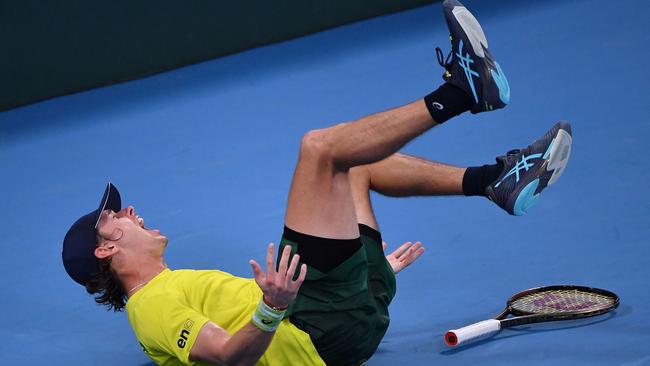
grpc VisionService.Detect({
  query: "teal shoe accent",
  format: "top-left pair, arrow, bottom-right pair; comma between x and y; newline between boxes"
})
513,178 -> 540,216
457,39 -> 480,103
494,152 -> 542,188
491,62 -> 510,105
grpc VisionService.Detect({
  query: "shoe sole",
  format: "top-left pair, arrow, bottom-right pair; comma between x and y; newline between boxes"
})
445,0 -> 510,109
510,124 -> 573,215
449,2 -> 488,58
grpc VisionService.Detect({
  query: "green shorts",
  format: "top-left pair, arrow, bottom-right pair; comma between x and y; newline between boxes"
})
278,224 -> 396,366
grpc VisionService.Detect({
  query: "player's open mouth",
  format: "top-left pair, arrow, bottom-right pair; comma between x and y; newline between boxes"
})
136,215 -> 146,228
136,215 -> 161,235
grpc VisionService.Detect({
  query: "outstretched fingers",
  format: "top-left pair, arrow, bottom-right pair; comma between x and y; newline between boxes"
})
294,263 -> 307,289
265,243 -> 275,280
285,252 -> 300,285
398,242 -> 424,268
250,243 -> 276,287
283,248 -> 307,289
251,243 -> 308,309
249,259 -> 265,285
386,240 -> 426,274
277,244 -> 291,280
286,255 -> 307,291
392,241 -> 414,258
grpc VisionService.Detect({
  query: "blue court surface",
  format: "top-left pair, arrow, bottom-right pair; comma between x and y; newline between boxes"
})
1,0 -> 649,364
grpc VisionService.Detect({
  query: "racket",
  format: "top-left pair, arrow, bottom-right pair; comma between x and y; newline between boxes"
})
445,285 -> 619,347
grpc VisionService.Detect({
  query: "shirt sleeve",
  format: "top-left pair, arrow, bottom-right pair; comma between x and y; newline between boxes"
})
132,293 -> 211,365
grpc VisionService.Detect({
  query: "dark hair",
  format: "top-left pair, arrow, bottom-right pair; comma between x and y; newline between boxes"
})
85,257 -> 127,312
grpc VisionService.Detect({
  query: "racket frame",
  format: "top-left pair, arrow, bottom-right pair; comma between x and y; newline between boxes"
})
499,285 -> 619,328
445,285 -> 619,346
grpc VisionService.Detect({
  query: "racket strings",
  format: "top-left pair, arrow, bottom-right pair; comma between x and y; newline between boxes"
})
512,289 -> 616,314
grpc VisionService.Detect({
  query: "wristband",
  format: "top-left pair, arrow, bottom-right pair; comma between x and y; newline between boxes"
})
251,299 -> 286,332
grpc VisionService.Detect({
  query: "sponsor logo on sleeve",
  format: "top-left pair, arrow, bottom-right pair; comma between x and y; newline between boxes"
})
177,319 -> 195,349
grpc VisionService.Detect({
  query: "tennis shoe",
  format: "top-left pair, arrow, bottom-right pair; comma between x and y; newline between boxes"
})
437,0 -> 510,113
486,122 -> 573,215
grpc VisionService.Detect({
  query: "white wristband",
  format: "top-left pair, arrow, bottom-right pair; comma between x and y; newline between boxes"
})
251,299 -> 286,332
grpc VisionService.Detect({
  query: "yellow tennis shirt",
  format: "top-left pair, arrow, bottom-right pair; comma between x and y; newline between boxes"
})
125,268 -> 326,366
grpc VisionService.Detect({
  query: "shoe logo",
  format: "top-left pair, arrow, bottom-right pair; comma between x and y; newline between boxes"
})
431,102 -> 444,110
495,153 -> 543,188
457,39 -> 480,104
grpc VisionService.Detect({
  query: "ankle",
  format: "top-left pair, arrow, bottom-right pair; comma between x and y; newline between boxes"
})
423,83 -> 473,124
462,163 -> 502,197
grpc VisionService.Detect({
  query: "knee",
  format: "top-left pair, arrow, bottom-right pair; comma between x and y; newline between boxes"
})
299,128 -> 334,163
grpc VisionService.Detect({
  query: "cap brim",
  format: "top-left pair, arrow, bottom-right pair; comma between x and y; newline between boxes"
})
94,182 -> 122,228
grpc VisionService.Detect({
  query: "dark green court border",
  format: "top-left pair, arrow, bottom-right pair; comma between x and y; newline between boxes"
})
1,1 -> 434,111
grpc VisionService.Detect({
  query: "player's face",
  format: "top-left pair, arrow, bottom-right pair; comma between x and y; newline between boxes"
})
96,206 -> 168,254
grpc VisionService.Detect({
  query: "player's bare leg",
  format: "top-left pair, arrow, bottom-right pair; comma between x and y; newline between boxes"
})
361,153 -> 465,197
347,154 -> 432,273
348,153 -> 464,230
284,100 -> 439,239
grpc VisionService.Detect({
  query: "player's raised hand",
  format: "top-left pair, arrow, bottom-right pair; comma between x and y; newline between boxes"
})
249,244 -> 307,309
383,241 -> 425,274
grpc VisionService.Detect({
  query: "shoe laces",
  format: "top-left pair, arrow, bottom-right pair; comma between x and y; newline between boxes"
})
436,46 -> 453,71
503,149 -> 521,162
496,149 -> 522,165
436,47 -> 452,71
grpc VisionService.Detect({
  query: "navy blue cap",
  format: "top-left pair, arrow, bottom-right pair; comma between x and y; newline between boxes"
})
62,182 -> 122,286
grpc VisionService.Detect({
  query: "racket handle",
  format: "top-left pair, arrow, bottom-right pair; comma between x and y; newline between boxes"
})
445,319 -> 501,346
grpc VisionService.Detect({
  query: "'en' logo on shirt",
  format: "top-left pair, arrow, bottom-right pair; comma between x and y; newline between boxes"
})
177,319 -> 195,349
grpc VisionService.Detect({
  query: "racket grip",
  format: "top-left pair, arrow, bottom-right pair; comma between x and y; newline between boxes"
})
445,319 -> 501,346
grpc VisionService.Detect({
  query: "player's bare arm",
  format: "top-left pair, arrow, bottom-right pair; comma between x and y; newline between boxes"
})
190,244 -> 307,365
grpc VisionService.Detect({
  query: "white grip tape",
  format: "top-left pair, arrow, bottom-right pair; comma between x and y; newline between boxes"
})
445,319 -> 501,346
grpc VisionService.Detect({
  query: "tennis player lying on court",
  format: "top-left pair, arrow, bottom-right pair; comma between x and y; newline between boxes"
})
62,1 -> 572,365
